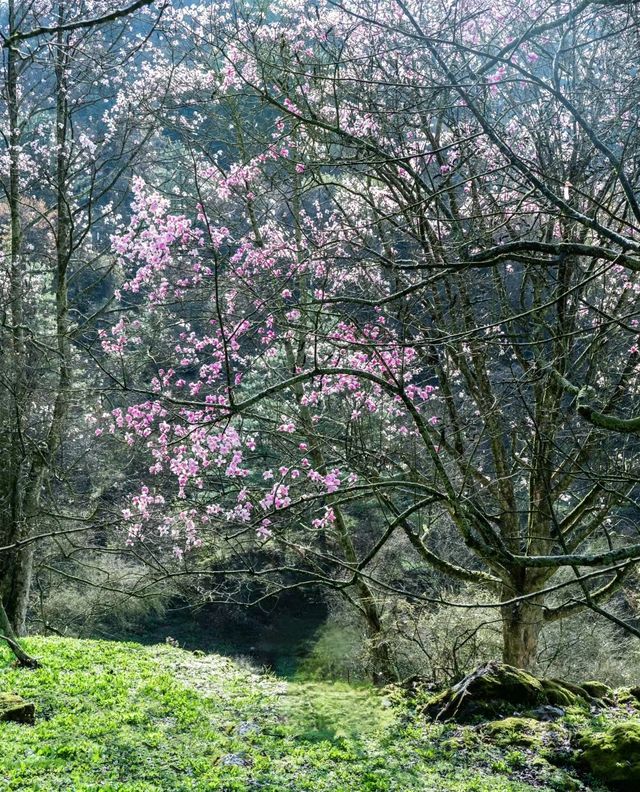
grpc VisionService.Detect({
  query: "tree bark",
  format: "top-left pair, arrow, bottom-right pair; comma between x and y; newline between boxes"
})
0,596 -> 38,667
501,593 -> 544,670
1,547 -> 35,636
0,3 -> 74,634
360,592 -> 397,684
1,0 -> 30,636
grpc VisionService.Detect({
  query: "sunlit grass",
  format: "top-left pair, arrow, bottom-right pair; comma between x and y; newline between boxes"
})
0,637 -> 603,791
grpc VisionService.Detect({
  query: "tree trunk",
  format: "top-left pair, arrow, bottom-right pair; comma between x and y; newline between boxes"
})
0,3 -> 74,636
1,0 -> 31,637
368,638 -> 397,685
0,596 -> 38,667
501,594 -> 544,670
0,545 -> 35,636
360,590 -> 397,684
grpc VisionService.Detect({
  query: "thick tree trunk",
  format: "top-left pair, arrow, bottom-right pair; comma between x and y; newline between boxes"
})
501,595 -> 544,670
0,595 -> 38,667
368,638 -> 397,685
1,462 -> 47,634
359,590 -> 397,684
1,545 -> 35,636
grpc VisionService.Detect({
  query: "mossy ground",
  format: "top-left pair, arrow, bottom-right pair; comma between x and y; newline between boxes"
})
578,721 -> 640,785
0,637 -> 625,791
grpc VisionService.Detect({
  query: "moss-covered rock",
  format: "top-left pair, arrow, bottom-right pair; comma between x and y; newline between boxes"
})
481,716 -> 543,747
627,686 -> 640,704
540,679 -> 582,708
581,681 -> 614,702
423,662 -> 601,723
616,688 -> 640,710
543,678 -> 601,707
545,772 -> 582,791
399,674 -> 441,698
440,730 -> 481,752
578,721 -> 640,788
0,693 -> 34,724
423,661 -> 547,721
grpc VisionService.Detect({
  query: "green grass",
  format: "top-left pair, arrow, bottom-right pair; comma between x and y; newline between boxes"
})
0,637 -> 603,791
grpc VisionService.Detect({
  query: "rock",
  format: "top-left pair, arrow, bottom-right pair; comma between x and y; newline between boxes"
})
399,674 -> 441,697
0,693 -> 35,724
540,678 -> 586,708
423,661 -> 547,721
530,705 -> 566,722
220,753 -> 250,767
236,720 -> 260,736
422,661 -> 601,723
545,772 -> 581,791
627,686 -> 640,704
581,680 -> 614,702
481,716 -> 543,746
578,721 -> 640,788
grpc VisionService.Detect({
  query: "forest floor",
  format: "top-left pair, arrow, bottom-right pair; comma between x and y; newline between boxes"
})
0,637 -> 616,791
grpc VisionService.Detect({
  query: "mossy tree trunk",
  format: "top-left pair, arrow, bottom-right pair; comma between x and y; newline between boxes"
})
358,588 -> 397,685
0,544 -> 35,636
0,596 -> 38,667
500,593 -> 544,670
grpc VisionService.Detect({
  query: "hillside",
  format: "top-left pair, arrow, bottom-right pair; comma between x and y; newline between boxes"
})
0,637 -> 626,791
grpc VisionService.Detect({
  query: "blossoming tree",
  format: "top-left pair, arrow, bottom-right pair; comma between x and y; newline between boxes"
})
99,0 -> 640,671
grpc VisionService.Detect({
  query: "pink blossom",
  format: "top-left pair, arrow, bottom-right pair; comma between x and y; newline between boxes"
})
277,419 -> 296,433
257,520 -> 273,539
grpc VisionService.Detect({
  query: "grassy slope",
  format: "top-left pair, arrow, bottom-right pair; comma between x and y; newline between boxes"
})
0,637 -> 603,791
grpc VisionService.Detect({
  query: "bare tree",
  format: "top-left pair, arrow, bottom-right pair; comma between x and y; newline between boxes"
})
0,0 -> 162,659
